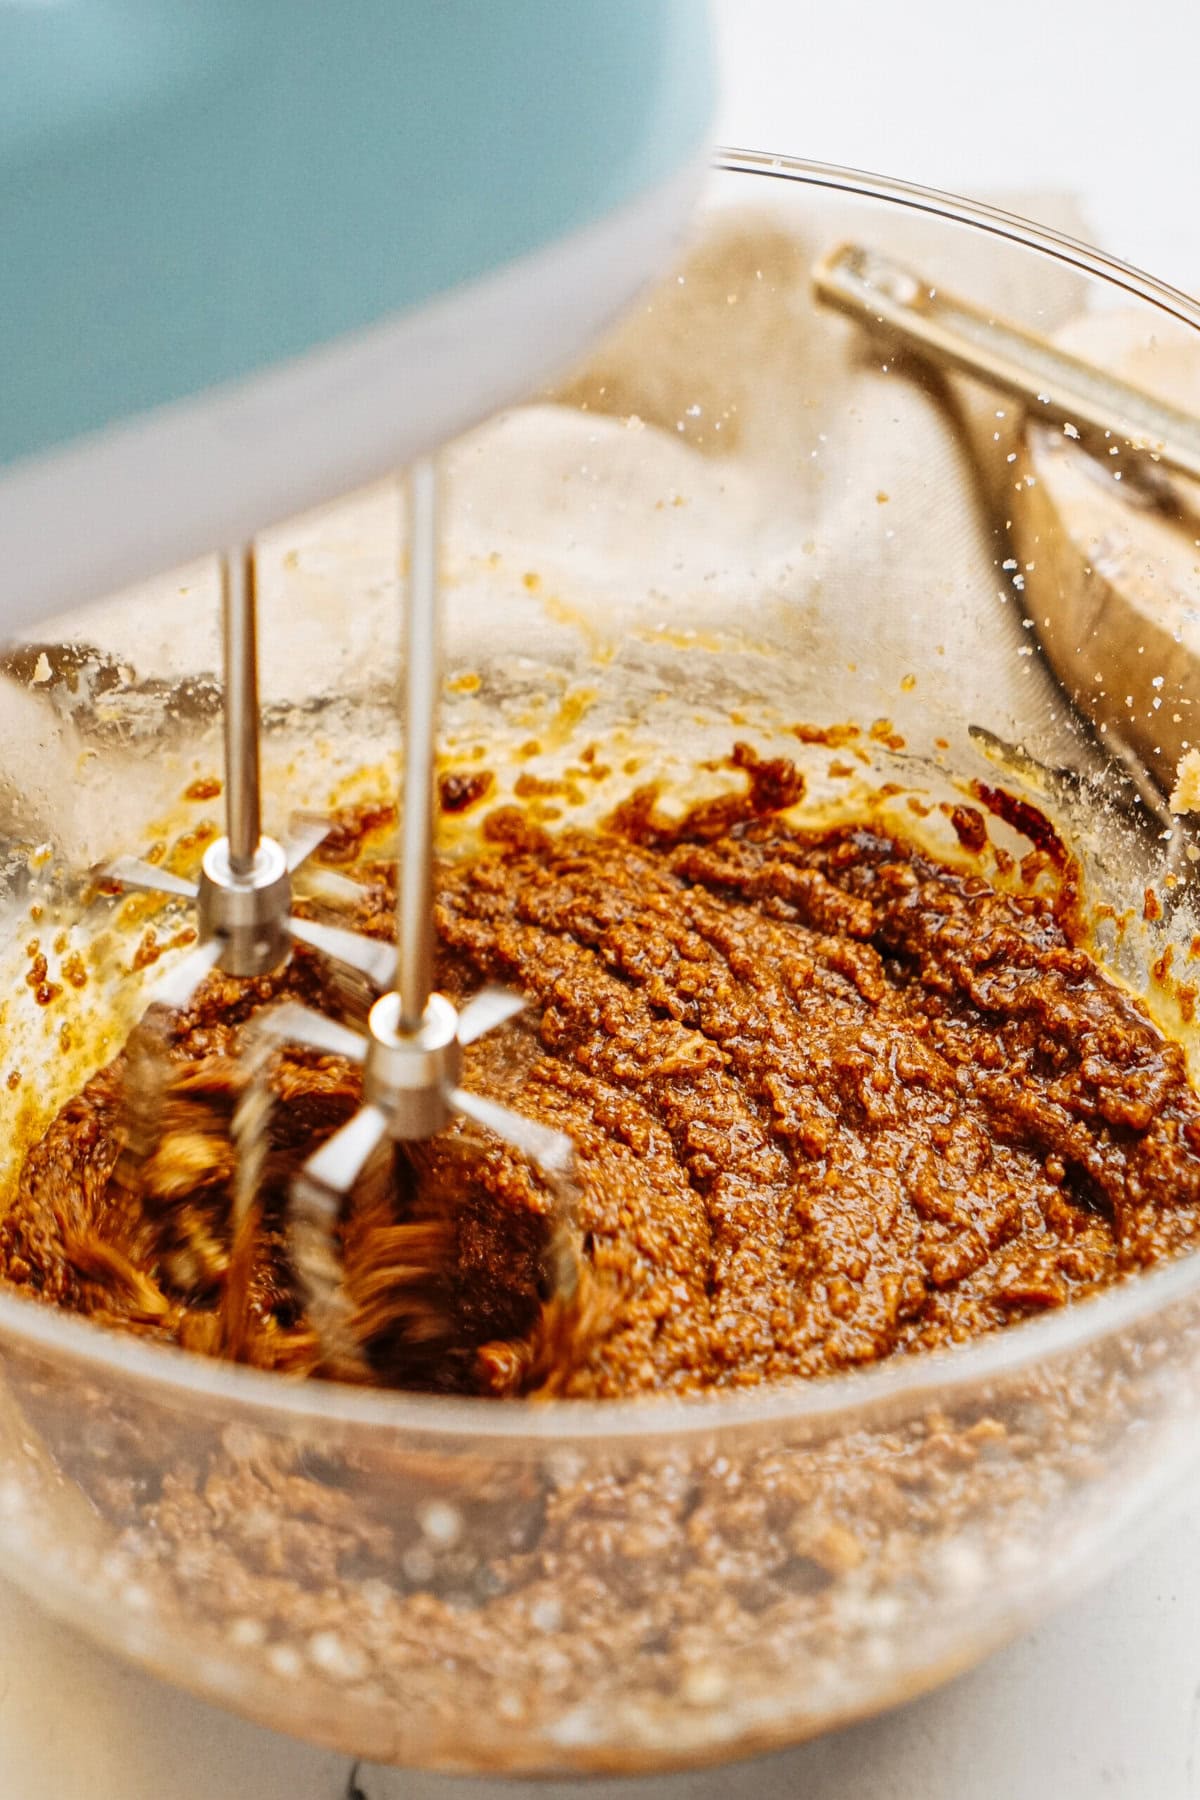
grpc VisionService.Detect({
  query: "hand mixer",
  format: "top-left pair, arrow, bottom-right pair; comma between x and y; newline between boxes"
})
0,0 -> 715,1361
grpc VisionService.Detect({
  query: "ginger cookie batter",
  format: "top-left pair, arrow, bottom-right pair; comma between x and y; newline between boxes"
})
3,746 -> 1200,1396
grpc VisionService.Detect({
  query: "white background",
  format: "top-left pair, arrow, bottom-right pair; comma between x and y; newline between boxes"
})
4,3 -> 1200,1795
716,0 -> 1200,295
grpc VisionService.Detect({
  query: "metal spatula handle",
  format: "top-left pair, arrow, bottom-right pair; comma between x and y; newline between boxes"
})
814,242 -> 1200,486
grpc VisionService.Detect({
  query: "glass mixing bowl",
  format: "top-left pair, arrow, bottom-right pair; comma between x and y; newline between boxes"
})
1,152 -> 1200,1776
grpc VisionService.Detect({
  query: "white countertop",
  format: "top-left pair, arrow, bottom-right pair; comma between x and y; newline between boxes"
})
5,2 -> 1200,1793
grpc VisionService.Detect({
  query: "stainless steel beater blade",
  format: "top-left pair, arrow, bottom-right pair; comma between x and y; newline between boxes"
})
280,812 -> 331,876
447,1086 -> 574,1176
103,859 -> 198,900
258,1002 -> 368,1064
284,917 -> 398,989
457,986 -> 528,1046
292,864 -> 371,906
304,1104 -> 390,1194
150,937 -> 223,1011
287,1170 -> 364,1372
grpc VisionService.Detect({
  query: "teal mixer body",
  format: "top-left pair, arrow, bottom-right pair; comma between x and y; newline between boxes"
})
0,0 -> 714,619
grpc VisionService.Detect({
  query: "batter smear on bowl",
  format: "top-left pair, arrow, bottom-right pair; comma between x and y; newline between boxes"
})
4,744 -> 1200,1396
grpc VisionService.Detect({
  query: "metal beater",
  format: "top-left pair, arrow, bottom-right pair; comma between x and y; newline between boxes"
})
104,554 -> 395,1009
261,462 -> 575,1358
262,459 -> 574,1194
107,460 -> 573,1356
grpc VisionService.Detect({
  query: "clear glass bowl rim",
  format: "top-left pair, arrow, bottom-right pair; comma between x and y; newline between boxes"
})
5,147 -> 1200,1445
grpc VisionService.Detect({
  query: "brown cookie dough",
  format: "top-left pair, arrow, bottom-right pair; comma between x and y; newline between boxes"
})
4,750 -> 1200,1397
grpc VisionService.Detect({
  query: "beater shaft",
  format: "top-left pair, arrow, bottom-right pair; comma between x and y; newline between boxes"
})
397,461 -> 439,1033
106,540 -> 395,999
222,544 -> 262,879
256,458 -> 577,1349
